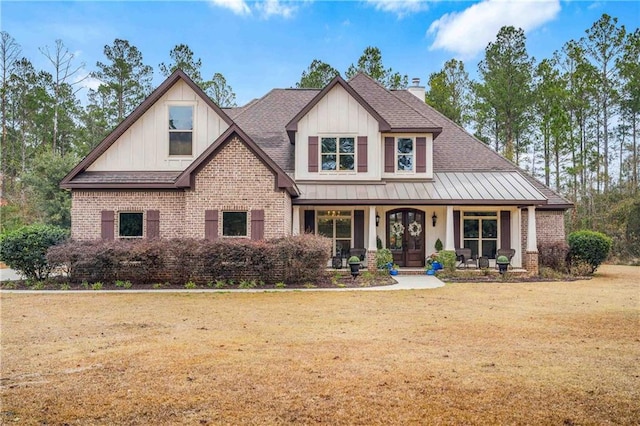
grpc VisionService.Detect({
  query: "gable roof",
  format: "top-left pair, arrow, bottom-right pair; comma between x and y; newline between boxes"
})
175,123 -> 299,196
61,69 -> 233,188
285,74 -> 391,135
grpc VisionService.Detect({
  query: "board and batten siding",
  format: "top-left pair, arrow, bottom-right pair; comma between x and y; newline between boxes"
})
295,84 -> 380,181
87,80 -> 230,172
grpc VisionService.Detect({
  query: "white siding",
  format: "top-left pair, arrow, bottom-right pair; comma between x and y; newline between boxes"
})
88,80 -> 229,172
295,85 -> 381,181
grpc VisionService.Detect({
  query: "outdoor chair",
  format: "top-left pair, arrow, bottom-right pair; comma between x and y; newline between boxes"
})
349,248 -> 367,262
496,248 -> 516,269
455,248 -> 477,268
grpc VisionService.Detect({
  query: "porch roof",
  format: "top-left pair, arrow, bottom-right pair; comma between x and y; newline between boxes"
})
293,171 -> 548,206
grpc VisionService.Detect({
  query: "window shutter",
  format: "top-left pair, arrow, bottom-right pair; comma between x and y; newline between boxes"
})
354,210 -> 365,249
251,209 -> 265,241
500,211 -> 511,249
416,137 -> 427,173
453,210 -> 460,249
384,137 -> 394,173
357,136 -> 368,173
146,210 -> 160,239
304,210 -> 315,234
308,136 -> 318,172
205,210 -> 218,241
101,210 -> 115,241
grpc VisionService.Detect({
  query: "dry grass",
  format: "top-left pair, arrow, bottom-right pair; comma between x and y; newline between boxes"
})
1,265 -> 638,425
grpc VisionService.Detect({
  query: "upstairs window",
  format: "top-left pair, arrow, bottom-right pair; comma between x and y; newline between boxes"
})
169,106 -> 193,156
321,137 -> 355,172
396,137 -> 414,172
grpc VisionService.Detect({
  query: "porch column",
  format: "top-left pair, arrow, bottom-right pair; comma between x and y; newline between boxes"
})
445,206 -> 455,251
525,206 -> 539,275
367,206 -> 377,271
292,206 -> 300,236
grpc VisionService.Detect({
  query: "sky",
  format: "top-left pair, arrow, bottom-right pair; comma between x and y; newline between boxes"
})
2,0 -> 639,106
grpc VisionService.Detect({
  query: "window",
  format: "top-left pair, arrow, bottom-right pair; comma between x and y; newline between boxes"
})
169,105 -> 193,156
321,137 -> 355,171
223,212 -> 247,237
317,210 -> 352,256
463,211 -> 498,259
119,212 -> 143,238
396,137 -> 414,172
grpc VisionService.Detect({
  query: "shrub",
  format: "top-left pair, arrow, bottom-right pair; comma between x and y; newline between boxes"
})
0,224 -> 69,280
568,230 -> 612,273
538,241 -> 569,273
436,250 -> 457,273
375,248 -> 393,269
434,238 -> 443,252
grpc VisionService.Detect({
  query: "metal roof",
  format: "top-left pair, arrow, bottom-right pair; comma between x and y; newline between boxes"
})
293,172 -> 547,205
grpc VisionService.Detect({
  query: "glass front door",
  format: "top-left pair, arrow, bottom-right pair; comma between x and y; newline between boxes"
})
387,209 -> 425,267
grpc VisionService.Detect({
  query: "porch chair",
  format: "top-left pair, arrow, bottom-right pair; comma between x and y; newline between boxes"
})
455,248 -> 477,268
349,248 -> 367,262
496,248 -> 516,269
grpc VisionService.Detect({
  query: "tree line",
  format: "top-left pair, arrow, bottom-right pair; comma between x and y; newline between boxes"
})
0,13 -> 638,259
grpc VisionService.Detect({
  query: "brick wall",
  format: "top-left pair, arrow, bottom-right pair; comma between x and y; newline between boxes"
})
521,209 -> 566,254
71,136 -> 292,241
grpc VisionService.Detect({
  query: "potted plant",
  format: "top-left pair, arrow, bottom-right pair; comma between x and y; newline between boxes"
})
434,238 -> 443,253
389,264 -> 399,276
375,248 -> 393,270
426,253 -> 441,271
348,255 -> 362,279
496,255 -> 510,274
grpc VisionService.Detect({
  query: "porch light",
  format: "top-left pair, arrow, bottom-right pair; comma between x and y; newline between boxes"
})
432,212 -> 437,227
376,213 -> 380,227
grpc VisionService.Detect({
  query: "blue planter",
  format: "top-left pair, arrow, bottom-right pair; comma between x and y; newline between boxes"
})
432,261 -> 442,271
426,269 -> 435,275
390,269 -> 398,276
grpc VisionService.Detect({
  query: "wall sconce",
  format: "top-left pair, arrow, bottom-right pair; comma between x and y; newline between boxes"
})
376,213 -> 380,227
432,212 -> 437,227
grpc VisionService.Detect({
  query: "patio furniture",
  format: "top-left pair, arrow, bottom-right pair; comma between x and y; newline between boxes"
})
455,248 -> 477,268
349,248 -> 367,262
478,256 -> 490,269
496,248 -> 515,269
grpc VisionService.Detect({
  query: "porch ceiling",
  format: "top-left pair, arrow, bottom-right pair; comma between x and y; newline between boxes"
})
294,171 -> 548,205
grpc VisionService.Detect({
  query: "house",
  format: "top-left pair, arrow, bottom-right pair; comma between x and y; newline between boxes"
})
61,70 -> 572,274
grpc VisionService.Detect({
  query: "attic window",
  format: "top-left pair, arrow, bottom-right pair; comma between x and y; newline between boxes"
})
169,106 -> 193,156
396,137 -> 414,172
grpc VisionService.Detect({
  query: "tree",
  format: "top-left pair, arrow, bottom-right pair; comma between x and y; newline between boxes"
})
0,31 -> 21,197
425,59 -> 471,126
92,39 -> 153,125
39,39 -> 85,153
345,46 -> 408,89
583,14 -> 626,193
159,44 -> 203,83
297,59 -> 340,88
617,29 -> 639,193
204,73 -> 237,107
475,26 -> 534,164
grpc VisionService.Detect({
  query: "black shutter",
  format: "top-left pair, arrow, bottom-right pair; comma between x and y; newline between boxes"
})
353,210 -> 364,249
304,210 -> 315,234
453,210 -> 460,249
500,211 -> 511,249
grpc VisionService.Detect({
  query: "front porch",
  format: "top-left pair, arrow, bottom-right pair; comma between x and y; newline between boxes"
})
292,204 -> 541,274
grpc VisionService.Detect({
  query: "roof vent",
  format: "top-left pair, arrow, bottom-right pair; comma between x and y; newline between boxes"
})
412,77 -> 420,86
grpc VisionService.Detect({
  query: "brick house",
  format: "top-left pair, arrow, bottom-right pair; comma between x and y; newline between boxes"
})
61,70 -> 572,273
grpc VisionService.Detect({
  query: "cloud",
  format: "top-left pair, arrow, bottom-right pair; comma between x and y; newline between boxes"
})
427,0 -> 561,58
365,0 -> 429,17
209,0 -> 251,15
254,0 -> 297,18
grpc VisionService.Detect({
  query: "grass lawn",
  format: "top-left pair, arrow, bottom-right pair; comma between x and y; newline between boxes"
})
1,265 -> 638,425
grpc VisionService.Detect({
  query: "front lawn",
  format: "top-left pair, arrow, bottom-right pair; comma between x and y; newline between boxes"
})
1,265 -> 638,424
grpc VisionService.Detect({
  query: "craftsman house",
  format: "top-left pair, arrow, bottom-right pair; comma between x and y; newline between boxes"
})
61,70 -> 572,273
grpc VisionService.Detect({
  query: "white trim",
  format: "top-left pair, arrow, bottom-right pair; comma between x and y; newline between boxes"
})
166,102 -> 196,159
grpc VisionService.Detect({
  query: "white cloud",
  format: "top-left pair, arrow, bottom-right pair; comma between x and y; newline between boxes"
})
209,0 -> 251,15
427,0 -> 561,58
255,0 -> 297,18
366,0 -> 430,17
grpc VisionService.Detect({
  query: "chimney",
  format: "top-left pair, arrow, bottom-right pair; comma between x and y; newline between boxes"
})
407,77 -> 425,101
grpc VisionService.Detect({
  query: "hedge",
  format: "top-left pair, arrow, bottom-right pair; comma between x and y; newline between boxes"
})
46,234 -> 332,285
568,230 -> 612,273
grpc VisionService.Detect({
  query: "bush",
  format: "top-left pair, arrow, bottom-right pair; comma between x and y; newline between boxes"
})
0,224 -> 69,280
538,241 -> 570,273
568,230 -> 612,273
436,250 -> 457,273
375,248 -> 393,269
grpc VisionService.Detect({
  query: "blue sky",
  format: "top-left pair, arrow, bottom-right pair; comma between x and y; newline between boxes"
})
2,0 -> 638,105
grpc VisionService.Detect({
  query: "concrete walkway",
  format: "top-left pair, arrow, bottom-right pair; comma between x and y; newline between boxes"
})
0,267 -> 444,292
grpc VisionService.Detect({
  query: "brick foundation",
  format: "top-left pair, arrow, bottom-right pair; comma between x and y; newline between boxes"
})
524,251 -> 539,276
367,250 -> 377,272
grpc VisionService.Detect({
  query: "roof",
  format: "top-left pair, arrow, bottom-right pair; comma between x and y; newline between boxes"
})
293,172 -> 548,206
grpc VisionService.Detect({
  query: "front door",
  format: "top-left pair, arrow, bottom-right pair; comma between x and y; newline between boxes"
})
387,209 -> 425,267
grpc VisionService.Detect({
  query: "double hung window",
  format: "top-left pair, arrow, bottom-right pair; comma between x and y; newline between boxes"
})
321,137 -> 355,171
396,137 -> 414,172
169,106 -> 193,156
